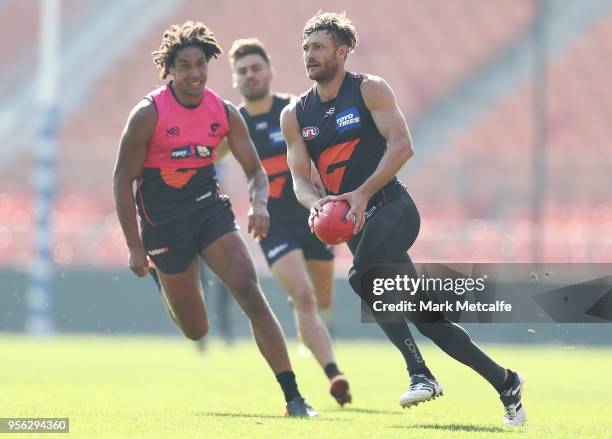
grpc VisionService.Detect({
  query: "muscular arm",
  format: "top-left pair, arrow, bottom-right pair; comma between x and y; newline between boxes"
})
113,99 -> 156,276
317,76 -> 415,234
357,75 -> 414,199
281,102 -> 321,210
225,102 -> 269,238
310,161 -> 325,196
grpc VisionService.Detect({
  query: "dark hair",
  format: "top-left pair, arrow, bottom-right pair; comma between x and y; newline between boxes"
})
303,10 -> 357,51
152,21 -> 222,79
228,38 -> 270,66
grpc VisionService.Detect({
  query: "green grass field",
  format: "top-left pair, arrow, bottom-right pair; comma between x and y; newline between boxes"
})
1,336 -> 610,438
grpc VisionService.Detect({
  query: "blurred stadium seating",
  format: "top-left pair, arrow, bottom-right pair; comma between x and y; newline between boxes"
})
1,0 -> 610,270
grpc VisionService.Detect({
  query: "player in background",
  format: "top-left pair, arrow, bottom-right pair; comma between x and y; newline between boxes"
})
227,38 -> 351,406
281,11 -> 526,426
113,21 -> 316,417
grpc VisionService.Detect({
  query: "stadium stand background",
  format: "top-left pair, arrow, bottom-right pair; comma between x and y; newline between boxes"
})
1,0 -> 611,340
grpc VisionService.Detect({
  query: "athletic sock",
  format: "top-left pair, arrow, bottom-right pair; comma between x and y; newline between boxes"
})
410,365 -> 434,379
495,369 -> 515,394
415,319 -> 507,391
348,267 -> 430,375
276,370 -> 301,403
377,322 -> 429,374
324,362 -> 341,380
384,259 -> 507,391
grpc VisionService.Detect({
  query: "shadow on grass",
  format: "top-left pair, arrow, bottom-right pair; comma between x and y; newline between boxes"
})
326,407 -> 404,416
197,412 -> 283,420
392,423 -> 510,433
197,412 -> 349,422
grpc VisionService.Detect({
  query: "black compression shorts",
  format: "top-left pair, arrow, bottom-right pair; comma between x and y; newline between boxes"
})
348,189 -> 420,269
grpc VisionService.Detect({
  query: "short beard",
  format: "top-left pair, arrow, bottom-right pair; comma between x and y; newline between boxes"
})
242,84 -> 269,102
308,60 -> 338,83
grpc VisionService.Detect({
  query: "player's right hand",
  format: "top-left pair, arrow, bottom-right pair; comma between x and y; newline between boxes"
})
248,201 -> 269,241
128,244 -> 149,277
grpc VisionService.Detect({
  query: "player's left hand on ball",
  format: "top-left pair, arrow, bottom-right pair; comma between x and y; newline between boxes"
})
312,196 -> 329,212
326,190 -> 369,235
248,201 -> 269,240
309,196 -> 332,233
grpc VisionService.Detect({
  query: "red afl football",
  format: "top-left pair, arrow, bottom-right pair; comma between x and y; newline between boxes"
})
313,200 -> 355,245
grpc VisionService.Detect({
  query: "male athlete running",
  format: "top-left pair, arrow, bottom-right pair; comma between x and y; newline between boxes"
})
281,12 -> 526,426
113,21 -> 316,417
229,38 -> 350,406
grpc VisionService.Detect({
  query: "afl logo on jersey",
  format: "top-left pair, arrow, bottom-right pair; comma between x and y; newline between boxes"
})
301,126 -> 319,140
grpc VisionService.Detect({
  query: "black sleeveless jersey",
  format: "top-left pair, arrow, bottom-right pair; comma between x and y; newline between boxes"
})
239,95 -> 309,228
295,72 -> 403,198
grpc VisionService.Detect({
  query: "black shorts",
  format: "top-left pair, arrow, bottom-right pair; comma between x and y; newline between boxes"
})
141,195 -> 238,274
259,223 -> 334,267
347,189 -> 420,268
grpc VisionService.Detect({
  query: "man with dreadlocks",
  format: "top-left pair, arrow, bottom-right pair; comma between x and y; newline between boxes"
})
113,21 -> 317,417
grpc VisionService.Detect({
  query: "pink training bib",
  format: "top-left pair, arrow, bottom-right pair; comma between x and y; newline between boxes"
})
144,83 -> 229,169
